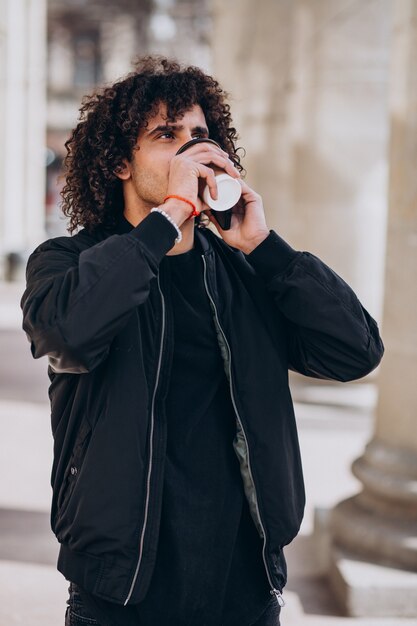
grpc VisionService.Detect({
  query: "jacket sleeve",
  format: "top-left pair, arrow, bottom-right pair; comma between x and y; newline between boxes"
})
245,230 -> 384,382
21,212 -> 178,374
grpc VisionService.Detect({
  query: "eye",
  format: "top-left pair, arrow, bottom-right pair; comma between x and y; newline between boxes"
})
159,132 -> 175,140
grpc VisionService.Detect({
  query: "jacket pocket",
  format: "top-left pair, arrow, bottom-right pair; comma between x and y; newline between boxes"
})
57,423 -> 92,520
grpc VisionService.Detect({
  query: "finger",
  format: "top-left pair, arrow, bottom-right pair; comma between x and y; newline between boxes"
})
195,153 -> 240,178
236,178 -> 259,203
176,145 -> 240,178
197,164 -> 218,200
179,141 -> 229,159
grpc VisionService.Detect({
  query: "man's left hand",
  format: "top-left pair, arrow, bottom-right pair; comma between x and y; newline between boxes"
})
205,179 -> 270,255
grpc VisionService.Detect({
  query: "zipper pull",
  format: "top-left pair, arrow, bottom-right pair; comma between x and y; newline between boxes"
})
270,588 -> 285,607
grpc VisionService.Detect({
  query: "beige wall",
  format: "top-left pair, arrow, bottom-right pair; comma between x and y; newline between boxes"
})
212,0 -> 391,323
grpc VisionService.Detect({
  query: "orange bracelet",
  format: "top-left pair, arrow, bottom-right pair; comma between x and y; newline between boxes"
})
163,194 -> 200,218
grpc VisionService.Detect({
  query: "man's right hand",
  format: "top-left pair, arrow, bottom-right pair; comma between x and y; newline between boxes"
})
161,143 -> 241,225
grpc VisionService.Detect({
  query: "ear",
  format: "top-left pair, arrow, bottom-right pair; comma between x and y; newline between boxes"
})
114,159 -> 131,181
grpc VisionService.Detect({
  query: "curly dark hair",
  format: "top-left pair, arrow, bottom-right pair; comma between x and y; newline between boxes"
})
61,55 -> 244,233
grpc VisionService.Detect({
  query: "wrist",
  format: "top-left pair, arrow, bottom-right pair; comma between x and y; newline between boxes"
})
159,198 -> 192,226
240,230 -> 270,255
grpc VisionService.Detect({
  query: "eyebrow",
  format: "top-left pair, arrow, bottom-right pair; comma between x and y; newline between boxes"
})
146,124 -> 209,137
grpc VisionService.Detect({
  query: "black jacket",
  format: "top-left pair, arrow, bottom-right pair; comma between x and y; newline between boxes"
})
21,211 -> 384,607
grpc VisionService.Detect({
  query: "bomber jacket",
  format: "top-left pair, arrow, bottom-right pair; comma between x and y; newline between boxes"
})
21,211 -> 384,608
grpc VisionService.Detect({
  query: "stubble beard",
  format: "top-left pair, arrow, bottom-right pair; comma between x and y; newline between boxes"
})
131,166 -> 167,215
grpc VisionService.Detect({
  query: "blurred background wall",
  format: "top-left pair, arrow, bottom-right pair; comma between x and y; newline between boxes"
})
0,0 -> 389,322
0,0 -> 212,277
45,0 -> 212,237
213,0 -> 390,324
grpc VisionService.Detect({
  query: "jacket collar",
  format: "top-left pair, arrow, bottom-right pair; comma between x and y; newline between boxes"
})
194,225 -> 212,255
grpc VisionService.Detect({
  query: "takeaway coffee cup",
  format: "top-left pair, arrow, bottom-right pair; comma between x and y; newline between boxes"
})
175,138 -> 241,230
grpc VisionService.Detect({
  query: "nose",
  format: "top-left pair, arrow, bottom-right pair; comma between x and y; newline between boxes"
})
184,132 -> 195,144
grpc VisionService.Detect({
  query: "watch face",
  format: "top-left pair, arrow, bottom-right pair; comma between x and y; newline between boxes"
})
175,137 -> 222,155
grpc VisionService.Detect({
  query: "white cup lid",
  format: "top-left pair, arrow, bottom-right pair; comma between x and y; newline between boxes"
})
202,174 -> 241,211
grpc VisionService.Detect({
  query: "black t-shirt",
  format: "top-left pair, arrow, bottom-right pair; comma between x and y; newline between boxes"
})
77,243 -> 271,626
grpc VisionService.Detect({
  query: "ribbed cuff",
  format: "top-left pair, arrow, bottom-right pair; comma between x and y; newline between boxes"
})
245,230 -> 299,281
128,211 -> 178,264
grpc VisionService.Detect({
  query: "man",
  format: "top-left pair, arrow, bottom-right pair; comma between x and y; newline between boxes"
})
21,56 -> 384,626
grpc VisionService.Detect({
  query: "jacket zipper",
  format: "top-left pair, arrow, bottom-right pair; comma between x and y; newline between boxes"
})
124,274 -> 166,605
201,254 -> 285,609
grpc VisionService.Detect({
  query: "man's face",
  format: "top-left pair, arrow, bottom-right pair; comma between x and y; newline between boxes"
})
122,102 -> 209,210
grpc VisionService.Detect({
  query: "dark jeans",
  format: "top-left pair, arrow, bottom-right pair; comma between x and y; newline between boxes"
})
251,597 -> 281,626
65,583 -> 99,625
65,582 -> 281,626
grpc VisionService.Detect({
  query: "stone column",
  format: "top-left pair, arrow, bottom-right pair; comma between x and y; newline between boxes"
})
329,0 -> 417,617
0,0 -> 47,278
212,0 -> 296,254
212,0 -> 390,325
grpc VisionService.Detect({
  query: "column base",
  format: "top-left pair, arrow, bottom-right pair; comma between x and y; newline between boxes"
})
312,507 -> 417,617
329,545 -> 417,618
331,494 -> 417,570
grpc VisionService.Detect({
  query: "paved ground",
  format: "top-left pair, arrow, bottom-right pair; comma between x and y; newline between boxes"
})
0,281 -> 415,625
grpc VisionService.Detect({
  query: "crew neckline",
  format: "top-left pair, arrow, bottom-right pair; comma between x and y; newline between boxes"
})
165,246 -> 200,262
